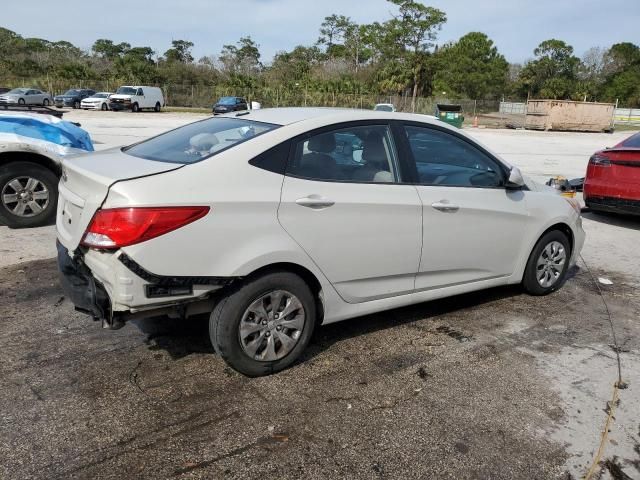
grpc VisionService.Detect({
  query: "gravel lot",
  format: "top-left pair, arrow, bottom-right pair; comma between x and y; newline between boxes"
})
1,110 -> 639,479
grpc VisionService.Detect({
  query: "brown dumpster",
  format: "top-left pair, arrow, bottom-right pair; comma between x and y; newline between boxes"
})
525,100 -> 615,132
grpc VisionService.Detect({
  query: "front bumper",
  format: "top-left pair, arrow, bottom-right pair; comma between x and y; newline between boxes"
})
570,218 -> 586,267
109,104 -> 131,111
55,99 -> 77,107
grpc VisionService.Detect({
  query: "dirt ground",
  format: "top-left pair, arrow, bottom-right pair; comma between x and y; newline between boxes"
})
0,110 -> 639,479
1,246 -> 638,479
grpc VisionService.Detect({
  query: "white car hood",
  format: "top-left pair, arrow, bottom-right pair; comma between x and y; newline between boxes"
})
523,175 -> 559,194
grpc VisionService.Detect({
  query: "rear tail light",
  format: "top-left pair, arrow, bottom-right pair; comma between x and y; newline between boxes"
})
81,206 -> 210,249
589,153 -> 611,166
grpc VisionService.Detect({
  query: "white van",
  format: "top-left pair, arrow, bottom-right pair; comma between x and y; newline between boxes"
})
108,86 -> 165,112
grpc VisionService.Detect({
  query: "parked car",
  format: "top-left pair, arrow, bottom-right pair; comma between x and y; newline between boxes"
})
373,103 -> 396,112
54,89 -> 96,109
0,110 -> 93,228
81,92 -> 113,111
584,131 -> 640,215
109,86 -> 164,112
212,96 -> 248,114
56,108 -> 584,376
0,88 -> 53,106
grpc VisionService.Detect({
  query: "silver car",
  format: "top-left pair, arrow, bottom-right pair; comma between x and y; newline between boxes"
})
0,88 -> 53,106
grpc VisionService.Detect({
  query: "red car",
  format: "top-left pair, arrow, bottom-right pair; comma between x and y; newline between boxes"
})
584,131 -> 640,215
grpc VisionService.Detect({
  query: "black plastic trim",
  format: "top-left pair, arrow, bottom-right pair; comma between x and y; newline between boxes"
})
118,252 -> 239,287
586,196 -> 640,216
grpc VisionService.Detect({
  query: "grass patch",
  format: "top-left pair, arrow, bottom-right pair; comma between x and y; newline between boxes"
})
612,124 -> 640,132
165,106 -> 211,114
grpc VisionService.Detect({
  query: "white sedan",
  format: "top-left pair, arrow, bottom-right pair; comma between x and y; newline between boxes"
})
56,108 -> 585,376
80,92 -> 113,111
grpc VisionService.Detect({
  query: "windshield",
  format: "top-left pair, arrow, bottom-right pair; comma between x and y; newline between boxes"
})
218,97 -> 236,105
374,104 -> 394,112
124,117 -> 278,164
7,88 -> 27,95
64,89 -> 80,96
116,87 -> 137,95
93,93 -> 109,98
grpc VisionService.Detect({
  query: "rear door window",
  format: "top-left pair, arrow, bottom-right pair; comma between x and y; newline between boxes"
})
288,125 -> 399,183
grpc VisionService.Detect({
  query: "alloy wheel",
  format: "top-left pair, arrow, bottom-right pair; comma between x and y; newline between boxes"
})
536,240 -> 567,288
1,176 -> 50,217
239,290 -> 305,361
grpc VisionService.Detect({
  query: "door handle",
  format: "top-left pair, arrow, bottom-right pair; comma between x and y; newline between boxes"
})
431,201 -> 459,212
296,195 -> 335,209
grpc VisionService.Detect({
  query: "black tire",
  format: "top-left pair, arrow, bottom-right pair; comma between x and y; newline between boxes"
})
132,103 -> 139,112
73,100 -> 80,109
18,98 -> 25,105
0,162 -> 59,228
522,230 -> 571,295
154,102 -> 161,112
43,98 -> 50,106
210,271 -> 316,376
101,102 -> 108,111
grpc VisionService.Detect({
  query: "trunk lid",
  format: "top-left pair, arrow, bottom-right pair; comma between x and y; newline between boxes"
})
56,148 -> 182,251
604,148 -> 640,181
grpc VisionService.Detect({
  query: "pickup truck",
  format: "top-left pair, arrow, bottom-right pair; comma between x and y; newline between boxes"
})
0,106 -> 93,228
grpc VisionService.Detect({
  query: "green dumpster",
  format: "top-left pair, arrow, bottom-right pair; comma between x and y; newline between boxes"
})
435,104 -> 464,128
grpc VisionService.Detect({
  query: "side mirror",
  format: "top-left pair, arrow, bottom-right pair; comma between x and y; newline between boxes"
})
506,166 -> 525,189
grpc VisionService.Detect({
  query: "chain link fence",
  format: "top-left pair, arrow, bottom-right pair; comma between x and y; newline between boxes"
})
1,76 -> 520,121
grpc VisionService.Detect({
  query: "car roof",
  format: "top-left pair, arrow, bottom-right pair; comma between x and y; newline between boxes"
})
228,107 -> 441,127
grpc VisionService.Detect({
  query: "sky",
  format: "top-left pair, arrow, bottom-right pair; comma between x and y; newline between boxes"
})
3,0 -> 639,64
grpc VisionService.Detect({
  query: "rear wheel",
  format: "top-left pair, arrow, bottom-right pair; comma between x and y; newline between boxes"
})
522,230 -> 571,295
43,98 -> 50,106
209,271 -> 316,376
154,102 -> 161,112
0,162 -> 58,228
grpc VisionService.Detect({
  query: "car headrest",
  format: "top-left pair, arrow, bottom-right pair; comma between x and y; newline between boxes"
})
362,132 -> 388,169
190,133 -> 219,151
308,133 -> 336,153
299,152 -> 337,180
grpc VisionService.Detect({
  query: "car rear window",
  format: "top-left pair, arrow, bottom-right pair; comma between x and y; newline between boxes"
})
620,133 -> 640,148
123,117 -> 278,164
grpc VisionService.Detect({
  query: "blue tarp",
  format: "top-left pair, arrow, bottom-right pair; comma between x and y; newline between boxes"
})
0,115 -> 94,151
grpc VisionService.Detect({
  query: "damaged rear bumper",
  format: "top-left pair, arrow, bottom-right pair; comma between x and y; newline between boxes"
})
57,240 -> 235,328
57,240 -> 111,322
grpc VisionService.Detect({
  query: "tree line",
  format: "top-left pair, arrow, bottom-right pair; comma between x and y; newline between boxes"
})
1,0 -> 639,108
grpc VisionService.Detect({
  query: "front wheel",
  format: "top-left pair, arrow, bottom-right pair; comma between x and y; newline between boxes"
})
73,100 -> 80,109
18,98 -> 25,105
522,230 -> 571,295
0,162 -> 59,228
210,271 -> 316,376
101,102 -> 108,111
131,103 -> 139,112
